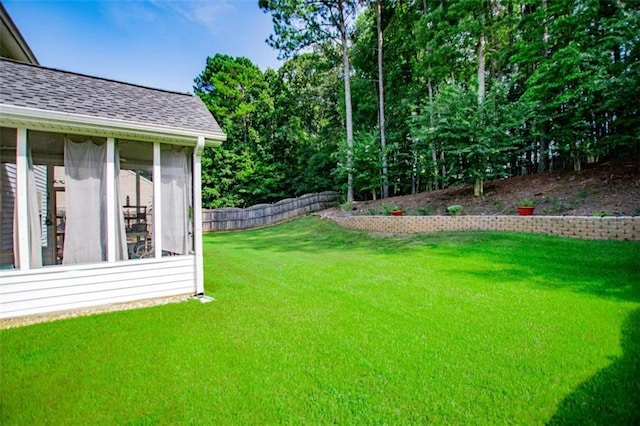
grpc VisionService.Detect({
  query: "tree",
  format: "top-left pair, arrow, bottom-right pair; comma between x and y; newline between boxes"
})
376,0 -> 389,198
193,1 -> 639,206
335,130 -> 385,200
194,54 -> 276,207
412,79 -> 533,193
267,52 -> 343,195
260,0 -> 361,202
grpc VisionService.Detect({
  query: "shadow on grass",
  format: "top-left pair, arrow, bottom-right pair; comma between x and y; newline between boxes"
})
453,235 -> 640,304
204,217 -> 423,254
206,217 -> 640,304
547,308 -> 640,425
206,217 -> 640,423
204,217 -> 541,256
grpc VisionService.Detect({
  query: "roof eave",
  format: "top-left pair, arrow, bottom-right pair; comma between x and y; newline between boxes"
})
0,3 -> 39,65
0,104 -> 226,147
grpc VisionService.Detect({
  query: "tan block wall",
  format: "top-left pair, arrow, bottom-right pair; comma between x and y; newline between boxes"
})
333,216 -> 640,241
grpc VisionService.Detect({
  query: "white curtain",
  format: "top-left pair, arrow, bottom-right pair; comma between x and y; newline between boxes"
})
114,151 -> 128,260
161,148 -> 190,255
63,139 -> 127,264
27,155 -> 42,267
11,153 -> 43,268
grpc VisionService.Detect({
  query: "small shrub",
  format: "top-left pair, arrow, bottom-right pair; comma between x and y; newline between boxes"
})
360,204 -> 396,216
447,205 -> 463,216
340,202 -> 356,212
593,211 -> 613,217
516,198 -> 538,207
408,206 -> 436,216
380,203 -> 396,215
362,207 -> 384,216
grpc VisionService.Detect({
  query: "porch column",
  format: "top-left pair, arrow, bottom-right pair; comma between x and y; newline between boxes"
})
106,137 -> 116,262
152,142 -> 162,258
193,136 -> 205,295
15,128 -> 30,270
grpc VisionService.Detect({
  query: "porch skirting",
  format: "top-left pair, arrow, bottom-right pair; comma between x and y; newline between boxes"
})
0,255 -> 196,319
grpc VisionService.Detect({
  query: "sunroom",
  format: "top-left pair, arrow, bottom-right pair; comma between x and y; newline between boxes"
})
0,58 -> 226,319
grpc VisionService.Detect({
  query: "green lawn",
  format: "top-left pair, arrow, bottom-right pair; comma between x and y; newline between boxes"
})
1,217 -> 639,425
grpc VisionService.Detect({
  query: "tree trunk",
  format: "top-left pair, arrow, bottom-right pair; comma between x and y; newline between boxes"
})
377,0 -> 389,199
474,178 -> 484,196
538,136 -> 548,173
339,6 -> 354,203
572,151 -> 582,172
477,33 -> 486,105
428,78 -> 438,190
475,32 -> 486,197
538,0 -> 550,173
411,150 -> 417,194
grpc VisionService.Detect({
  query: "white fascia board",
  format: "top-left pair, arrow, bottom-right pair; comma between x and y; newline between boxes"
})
0,104 -> 226,147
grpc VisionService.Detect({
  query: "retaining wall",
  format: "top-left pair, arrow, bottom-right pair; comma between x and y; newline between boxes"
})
333,215 -> 640,241
203,191 -> 340,232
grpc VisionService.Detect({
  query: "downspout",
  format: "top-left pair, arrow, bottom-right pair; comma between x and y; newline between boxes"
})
192,136 -> 211,300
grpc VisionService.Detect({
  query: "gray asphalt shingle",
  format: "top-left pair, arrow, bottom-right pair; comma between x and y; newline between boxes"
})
0,58 -> 223,136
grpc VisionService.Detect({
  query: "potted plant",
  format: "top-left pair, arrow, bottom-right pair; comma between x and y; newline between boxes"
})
391,206 -> 403,216
516,198 -> 537,216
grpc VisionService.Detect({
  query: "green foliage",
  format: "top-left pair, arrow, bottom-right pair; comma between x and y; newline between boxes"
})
340,201 -> 357,212
360,203 -> 398,216
516,198 -> 538,207
410,80 -> 534,193
195,55 -> 277,207
2,218 -> 639,424
593,211 -> 613,218
408,206 -> 436,216
334,131 -> 387,199
379,203 -> 396,215
193,1 -> 638,206
194,52 -> 342,207
447,204 -> 463,216
259,0 -> 359,60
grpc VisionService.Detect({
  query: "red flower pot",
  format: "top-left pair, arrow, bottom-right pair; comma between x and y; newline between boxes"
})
391,210 -> 403,216
517,206 -> 535,216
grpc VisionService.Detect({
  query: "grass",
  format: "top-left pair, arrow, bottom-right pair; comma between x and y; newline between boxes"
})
1,217 -> 639,424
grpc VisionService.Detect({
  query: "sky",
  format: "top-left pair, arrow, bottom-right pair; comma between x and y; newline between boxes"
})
4,0 -> 283,93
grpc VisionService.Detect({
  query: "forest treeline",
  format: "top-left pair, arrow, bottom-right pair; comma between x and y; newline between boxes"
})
195,0 -> 639,208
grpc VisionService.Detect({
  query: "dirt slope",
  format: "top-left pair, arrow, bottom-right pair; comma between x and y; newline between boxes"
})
343,158 -> 640,217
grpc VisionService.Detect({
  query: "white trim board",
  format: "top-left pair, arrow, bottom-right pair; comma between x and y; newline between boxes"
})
0,104 -> 226,146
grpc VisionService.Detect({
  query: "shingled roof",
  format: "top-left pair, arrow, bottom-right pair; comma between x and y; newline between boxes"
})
0,58 -> 224,138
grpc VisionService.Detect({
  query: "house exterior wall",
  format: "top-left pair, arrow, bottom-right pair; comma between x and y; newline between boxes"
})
0,162 -> 47,266
119,170 -> 153,210
52,168 -> 154,214
1,131 -> 206,319
1,7 -> 224,318
0,162 -> 16,266
0,255 -> 195,319
34,165 -> 47,245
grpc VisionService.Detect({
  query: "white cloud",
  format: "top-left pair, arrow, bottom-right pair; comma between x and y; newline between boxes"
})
149,0 -> 234,31
104,1 -> 160,26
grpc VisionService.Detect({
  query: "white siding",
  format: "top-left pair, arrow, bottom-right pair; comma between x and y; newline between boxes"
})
0,164 -> 47,264
0,163 -> 16,265
33,164 -> 47,246
0,255 -> 196,318
119,170 -> 153,211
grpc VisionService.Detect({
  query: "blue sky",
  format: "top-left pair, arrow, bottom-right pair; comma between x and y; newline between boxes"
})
4,0 -> 282,93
